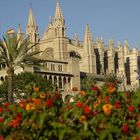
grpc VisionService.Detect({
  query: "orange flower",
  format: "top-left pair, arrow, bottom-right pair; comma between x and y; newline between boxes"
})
32,98 -> 42,107
97,96 -> 102,104
107,82 -> 115,87
34,86 -> 39,92
26,103 -> 36,111
79,115 -> 87,123
79,91 -> 86,96
39,93 -> 46,99
93,102 -> 99,109
102,104 -> 113,115
107,82 -> 116,94
107,87 -> 116,94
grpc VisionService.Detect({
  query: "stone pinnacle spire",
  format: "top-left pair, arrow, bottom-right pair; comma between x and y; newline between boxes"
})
84,24 -> 93,44
54,0 -> 63,20
26,6 -> 38,43
27,7 -> 37,28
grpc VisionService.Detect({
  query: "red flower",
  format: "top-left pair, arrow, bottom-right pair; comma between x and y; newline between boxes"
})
76,102 -> 84,109
15,114 -> 22,122
54,93 -> 62,100
46,99 -> 53,108
114,101 -> 121,109
0,117 -> 4,123
0,108 -> 3,113
127,99 -> 132,104
83,106 -> 91,115
93,111 -> 97,116
19,99 -> 27,109
91,86 -> 100,92
3,102 -> 10,108
8,114 -> 22,128
121,124 -> 129,133
0,135 -> 4,140
104,96 -> 110,103
128,105 -> 135,112
136,121 -> 140,128
135,137 -> 140,140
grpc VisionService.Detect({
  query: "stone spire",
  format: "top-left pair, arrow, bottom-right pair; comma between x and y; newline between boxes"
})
83,24 -> 96,74
84,24 -> 93,46
108,39 -> 114,51
17,24 -> 23,47
26,7 -> 38,42
27,8 -> 37,31
54,0 -> 63,20
53,0 -> 66,37
124,40 -> 130,55
117,40 -> 121,50
73,32 -> 79,46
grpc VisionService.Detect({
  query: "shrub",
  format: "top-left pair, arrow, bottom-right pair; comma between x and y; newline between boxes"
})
0,82 -> 140,139
0,72 -> 54,103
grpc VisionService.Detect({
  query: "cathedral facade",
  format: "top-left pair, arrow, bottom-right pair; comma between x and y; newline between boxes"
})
0,1 -> 140,91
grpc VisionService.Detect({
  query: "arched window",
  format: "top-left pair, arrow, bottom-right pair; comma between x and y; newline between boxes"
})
58,65 -> 63,71
42,48 -> 54,59
69,51 -> 81,59
0,76 -> 4,81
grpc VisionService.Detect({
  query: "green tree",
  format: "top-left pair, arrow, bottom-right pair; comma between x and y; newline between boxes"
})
0,72 -> 54,102
0,33 -> 40,103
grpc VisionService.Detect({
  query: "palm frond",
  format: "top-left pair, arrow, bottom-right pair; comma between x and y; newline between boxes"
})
0,39 -> 8,57
3,36 -> 11,62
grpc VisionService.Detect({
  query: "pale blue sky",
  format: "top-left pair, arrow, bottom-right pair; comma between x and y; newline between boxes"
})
0,0 -> 140,48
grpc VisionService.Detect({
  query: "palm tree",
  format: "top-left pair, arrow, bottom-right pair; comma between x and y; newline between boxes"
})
0,32 -> 41,103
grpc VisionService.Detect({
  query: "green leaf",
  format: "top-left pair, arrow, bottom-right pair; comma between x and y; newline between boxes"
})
8,104 -> 15,112
110,125 -> 121,133
99,130 -> 108,140
107,133 -> 113,140
38,113 -> 46,129
17,106 -> 23,113
83,121 -> 88,131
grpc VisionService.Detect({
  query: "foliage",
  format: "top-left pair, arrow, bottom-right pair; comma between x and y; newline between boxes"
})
0,72 -> 54,103
0,32 -> 41,102
1,82 -> 140,139
81,74 -> 95,91
104,72 -> 118,85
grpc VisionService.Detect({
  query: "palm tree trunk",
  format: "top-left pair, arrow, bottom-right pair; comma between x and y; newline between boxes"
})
7,68 -> 14,103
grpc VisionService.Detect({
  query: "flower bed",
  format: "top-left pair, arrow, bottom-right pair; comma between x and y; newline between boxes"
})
1,83 -> 140,139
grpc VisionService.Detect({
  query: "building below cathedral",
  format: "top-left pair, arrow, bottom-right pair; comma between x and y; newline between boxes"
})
0,1 -> 140,91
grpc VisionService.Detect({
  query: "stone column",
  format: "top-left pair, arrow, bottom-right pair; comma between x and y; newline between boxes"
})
61,77 -> 64,90
108,39 -> 115,73
56,76 -> 59,88
52,75 -> 54,85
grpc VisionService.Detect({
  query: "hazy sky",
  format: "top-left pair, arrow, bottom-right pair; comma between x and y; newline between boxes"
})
0,0 -> 140,48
